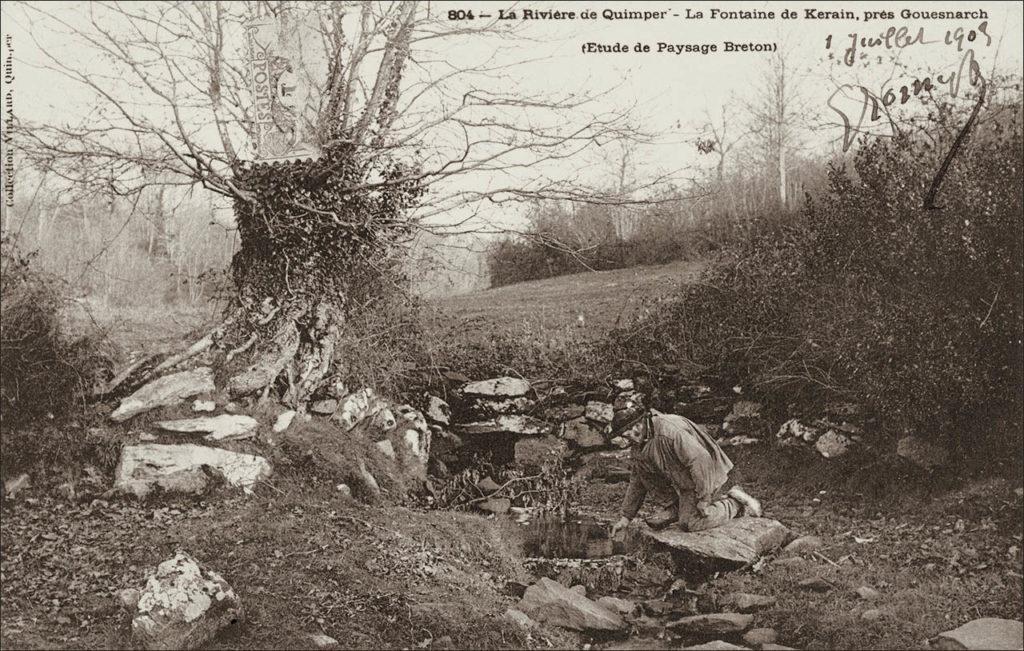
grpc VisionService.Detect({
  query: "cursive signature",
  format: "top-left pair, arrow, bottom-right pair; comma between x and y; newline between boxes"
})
827,48 -> 985,152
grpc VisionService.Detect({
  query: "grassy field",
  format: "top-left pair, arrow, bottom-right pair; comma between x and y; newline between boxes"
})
430,259 -> 703,334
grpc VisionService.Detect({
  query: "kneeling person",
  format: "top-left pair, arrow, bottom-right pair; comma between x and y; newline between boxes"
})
610,409 -> 761,536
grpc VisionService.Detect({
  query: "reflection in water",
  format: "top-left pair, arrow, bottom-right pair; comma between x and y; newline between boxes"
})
522,516 -> 642,558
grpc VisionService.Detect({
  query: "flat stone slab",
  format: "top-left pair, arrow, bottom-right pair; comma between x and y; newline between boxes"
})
455,415 -> 553,437
645,517 -> 791,572
930,618 -> 1023,650
154,415 -> 259,441
111,367 -> 216,422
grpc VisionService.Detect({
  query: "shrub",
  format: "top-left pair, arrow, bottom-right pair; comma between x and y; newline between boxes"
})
0,236 -> 112,429
610,98 -> 1024,450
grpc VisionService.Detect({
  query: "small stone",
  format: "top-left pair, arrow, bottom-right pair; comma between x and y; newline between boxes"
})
503,608 -> 536,629
720,592 -> 776,612
610,436 -> 630,448
856,586 -> 881,601
335,484 -> 351,498
782,535 -> 824,556
3,473 -> 30,499
798,577 -> 832,592
224,401 -> 242,414
139,433 -> 158,442
570,584 -> 586,595
426,396 -> 451,426
310,399 -> 338,415
118,588 -> 141,610
375,439 -> 396,460
743,627 -> 778,646
307,633 -> 339,648
192,399 -> 216,413
585,401 -> 614,425
476,476 -> 501,493
861,609 -> 883,621
681,640 -> 748,650
273,410 -> 296,433
613,379 -> 634,391
815,430 -> 853,458
667,613 -> 753,635
930,617 -> 1023,650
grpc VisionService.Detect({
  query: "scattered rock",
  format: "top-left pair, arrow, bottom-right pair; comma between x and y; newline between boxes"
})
613,379 -> 634,391
462,376 -> 531,398
798,577 -> 833,593
472,396 -> 535,416
223,402 -> 242,414
372,408 -> 397,431
455,416 -> 552,437
335,484 -> 351,498
336,388 -> 386,431
571,585 -> 587,596
541,404 -> 586,421
503,608 -> 537,629
191,400 -> 216,413
781,535 -> 824,556
862,609 -> 883,621
929,617 -> 1023,650
743,628 -> 778,646
272,410 -> 296,433
426,396 -> 451,426
681,642 -> 747,651
3,473 -> 30,499
776,418 -> 822,443
153,415 -> 259,442
645,517 -> 791,571
613,391 -> 644,412
111,367 -> 216,422
720,592 -> 776,613
561,417 -> 606,448
477,476 -> 501,493
114,444 -> 271,497
856,586 -> 881,601
815,430 -> 853,459
375,439 -> 396,460
585,401 -> 614,425
129,551 -> 243,650
119,588 -> 142,610
518,577 -> 625,632
719,436 -> 761,447
722,400 -> 764,436
479,498 -> 511,515
597,596 -> 637,616
667,612 -> 753,635
897,435 -> 950,470
514,437 -> 569,468
306,633 -> 339,649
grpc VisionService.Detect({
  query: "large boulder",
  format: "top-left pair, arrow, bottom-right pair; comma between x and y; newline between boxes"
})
929,618 -> 1023,650
114,444 -> 271,497
897,435 -> 950,469
645,518 -> 791,574
111,368 -> 216,422
153,415 -> 259,442
129,551 -> 243,650
462,376 -> 531,398
518,577 -> 626,632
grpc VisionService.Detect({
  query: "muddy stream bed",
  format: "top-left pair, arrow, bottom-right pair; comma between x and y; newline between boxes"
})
516,515 -> 721,649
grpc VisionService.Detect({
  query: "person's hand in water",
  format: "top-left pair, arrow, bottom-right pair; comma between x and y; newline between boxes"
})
610,516 -> 631,538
